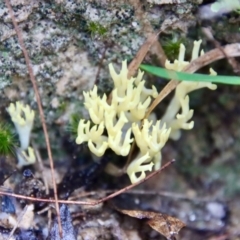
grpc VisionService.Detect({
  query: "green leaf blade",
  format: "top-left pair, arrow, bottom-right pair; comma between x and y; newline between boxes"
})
140,64 -> 240,85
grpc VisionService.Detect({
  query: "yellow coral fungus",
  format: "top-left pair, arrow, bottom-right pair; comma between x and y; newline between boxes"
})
7,101 -> 36,168
76,41 -> 217,183
163,40 -> 217,140
7,101 -> 35,150
76,60 -> 157,161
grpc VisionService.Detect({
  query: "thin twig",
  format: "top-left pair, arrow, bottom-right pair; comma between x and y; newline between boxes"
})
4,0 -> 62,236
0,159 -> 175,205
145,80 -> 179,118
128,32 -> 161,78
201,27 -> 240,74
96,159 -> 175,204
184,43 -> 240,73
73,189 -> 222,203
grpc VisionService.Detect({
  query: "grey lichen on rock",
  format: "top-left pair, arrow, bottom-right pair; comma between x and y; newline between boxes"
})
0,0 -> 202,152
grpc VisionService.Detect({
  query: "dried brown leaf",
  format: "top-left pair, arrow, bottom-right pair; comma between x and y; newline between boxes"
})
118,209 -> 185,240
148,214 -> 185,240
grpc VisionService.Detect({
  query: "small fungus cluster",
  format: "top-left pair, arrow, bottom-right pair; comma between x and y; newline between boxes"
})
7,102 -> 36,167
162,40 -> 217,140
76,40 -> 217,183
